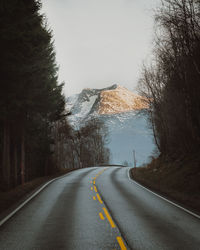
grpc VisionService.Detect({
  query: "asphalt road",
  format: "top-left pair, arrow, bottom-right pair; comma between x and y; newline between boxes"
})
0,167 -> 200,250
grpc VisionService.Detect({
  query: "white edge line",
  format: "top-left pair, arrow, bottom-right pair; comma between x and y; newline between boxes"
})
127,168 -> 200,220
0,172 -> 73,227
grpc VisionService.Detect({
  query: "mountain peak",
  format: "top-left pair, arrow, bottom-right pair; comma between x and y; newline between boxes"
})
99,85 -> 148,114
67,84 -> 148,128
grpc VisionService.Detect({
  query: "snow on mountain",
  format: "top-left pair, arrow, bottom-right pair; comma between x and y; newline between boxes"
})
66,84 -> 117,127
67,92 -> 98,128
66,85 -> 155,166
66,94 -> 79,111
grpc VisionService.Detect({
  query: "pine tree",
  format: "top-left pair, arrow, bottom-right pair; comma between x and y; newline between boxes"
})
0,0 -> 65,189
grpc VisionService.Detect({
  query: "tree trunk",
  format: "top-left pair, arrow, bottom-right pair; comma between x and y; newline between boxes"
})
20,125 -> 25,185
14,144 -> 18,187
2,120 -> 11,190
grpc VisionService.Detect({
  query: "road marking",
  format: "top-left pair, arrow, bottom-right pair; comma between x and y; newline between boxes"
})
103,207 -> 116,228
99,212 -> 105,220
93,196 -> 96,200
93,180 -> 96,185
96,193 -> 103,204
127,168 -> 200,220
116,236 -> 127,250
94,185 -> 97,193
91,187 -> 93,191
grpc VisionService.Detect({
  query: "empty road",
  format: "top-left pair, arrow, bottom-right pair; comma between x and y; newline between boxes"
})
0,167 -> 200,249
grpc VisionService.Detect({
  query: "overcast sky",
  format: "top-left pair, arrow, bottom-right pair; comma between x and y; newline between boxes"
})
42,0 -> 160,97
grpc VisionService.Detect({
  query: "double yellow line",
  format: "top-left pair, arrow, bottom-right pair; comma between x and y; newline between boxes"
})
117,236 -> 127,250
102,207 -> 116,228
96,193 -> 103,204
93,185 -> 98,193
90,169 -> 127,250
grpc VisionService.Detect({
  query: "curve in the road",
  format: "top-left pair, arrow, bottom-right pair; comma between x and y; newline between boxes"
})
0,166 -> 200,250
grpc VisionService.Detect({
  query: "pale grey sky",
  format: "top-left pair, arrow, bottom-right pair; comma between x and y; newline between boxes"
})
42,0 -> 160,96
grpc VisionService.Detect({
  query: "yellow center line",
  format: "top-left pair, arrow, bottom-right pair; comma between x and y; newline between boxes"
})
96,193 -> 103,204
99,212 -> 105,220
116,236 -> 127,250
94,185 -> 97,193
103,207 -> 116,228
93,180 -> 96,185
93,196 -> 96,200
91,187 -> 93,191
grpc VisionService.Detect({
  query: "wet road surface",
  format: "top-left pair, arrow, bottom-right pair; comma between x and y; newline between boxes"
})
0,167 -> 200,249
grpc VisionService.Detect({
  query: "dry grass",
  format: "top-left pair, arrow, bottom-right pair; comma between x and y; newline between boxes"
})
131,156 -> 200,214
0,168 -> 75,215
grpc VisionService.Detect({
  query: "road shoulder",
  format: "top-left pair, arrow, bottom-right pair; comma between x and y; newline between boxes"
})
0,169 -> 76,225
129,167 -> 200,217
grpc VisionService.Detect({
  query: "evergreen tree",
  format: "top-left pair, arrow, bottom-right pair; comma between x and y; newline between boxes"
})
0,0 -> 65,189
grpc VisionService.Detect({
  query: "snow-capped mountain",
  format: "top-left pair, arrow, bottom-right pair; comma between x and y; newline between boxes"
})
66,85 -> 154,166
66,84 -> 117,128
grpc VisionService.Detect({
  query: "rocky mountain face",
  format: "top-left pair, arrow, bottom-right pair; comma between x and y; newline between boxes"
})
99,85 -> 148,114
66,85 -> 154,166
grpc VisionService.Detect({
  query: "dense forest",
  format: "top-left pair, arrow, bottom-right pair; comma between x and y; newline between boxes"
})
0,0 -> 66,190
139,0 -> 200,160
0,0 -> 110,191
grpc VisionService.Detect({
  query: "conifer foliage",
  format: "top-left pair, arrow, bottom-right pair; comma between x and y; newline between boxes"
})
0,0 -> 65,190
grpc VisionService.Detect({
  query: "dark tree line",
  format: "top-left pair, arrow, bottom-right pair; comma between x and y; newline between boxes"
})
52,118 -> 110,169
0,0 -> 65,190
139,0 -> 200,159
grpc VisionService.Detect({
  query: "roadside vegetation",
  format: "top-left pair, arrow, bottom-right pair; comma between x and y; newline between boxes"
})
132,156 -> 200,212
0,0 -> 66,191
52,118 -> 110,169
0,0 -> 110,201
135,0 -> 200,213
